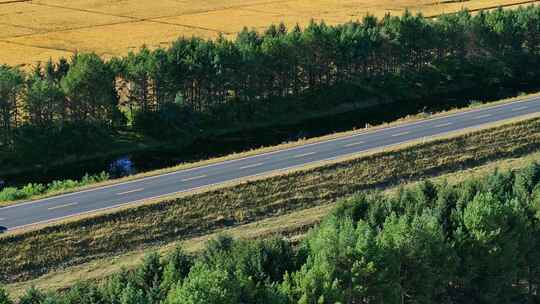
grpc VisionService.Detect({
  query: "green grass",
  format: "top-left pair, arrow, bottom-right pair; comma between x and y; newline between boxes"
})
0,173 -> 109,203
2,114 -> 540,284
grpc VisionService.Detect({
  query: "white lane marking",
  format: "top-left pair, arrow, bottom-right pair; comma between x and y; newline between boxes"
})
344,141 -> 364,147
116,188 -> 144,195
47,202 -> 78,211
6,131 -> 462,231
293,152 -> 316,158
0,218 -> 5,221
181,175 -> 207,182
475,114 -> 492,119
434,122 -> 452,128
9,111 -> 540,232
512,106 -> 528,111
392,131 -> 410,137
2,97 -> 538,212
239,162 -> 264,170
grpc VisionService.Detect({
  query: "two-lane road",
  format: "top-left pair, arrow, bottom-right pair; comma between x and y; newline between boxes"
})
2,96 -> 540,230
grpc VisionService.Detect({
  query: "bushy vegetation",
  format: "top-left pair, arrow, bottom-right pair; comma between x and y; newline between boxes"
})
2,116 -> 540,283
0,172 -> 109,203
3,162 -> 540,304
1,6 -> 539,169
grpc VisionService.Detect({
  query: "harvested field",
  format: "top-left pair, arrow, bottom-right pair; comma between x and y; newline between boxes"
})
0,0 -> 537,66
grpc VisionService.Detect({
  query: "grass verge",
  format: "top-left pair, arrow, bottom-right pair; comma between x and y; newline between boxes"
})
2,91 -> 539,208
2,112 -> 540,284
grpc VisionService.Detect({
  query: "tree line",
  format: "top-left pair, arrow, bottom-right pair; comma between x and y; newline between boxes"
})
2,162 -> 540,303
1,6 -> 539,165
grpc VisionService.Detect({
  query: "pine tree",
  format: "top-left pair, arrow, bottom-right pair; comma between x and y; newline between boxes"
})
137,252 -> 163,303
0,285 -> 13,304
164,262 -> 240,304
0,65 -> 24,147
18,286 -> 46,304
120,283 -> 147,304
161,246 -> 192,293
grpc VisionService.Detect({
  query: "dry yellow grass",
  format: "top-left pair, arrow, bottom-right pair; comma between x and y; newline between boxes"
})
5,203 -> 331,298
5,21 -> 220,59
0,0 -> 536,66
0,41 -> 72,65
1,3 -> 130,33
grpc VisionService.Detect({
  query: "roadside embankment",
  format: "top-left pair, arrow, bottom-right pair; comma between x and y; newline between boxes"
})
2,114 -> 540,284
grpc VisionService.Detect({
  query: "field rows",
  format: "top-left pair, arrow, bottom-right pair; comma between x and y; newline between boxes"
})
0,0 -> 535,66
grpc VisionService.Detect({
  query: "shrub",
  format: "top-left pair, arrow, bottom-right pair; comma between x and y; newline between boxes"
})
0,172 -> 109,203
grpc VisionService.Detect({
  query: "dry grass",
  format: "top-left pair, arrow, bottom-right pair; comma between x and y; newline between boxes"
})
3,114 -> 540,286
0,0 -> 536,66
5,203 -> 330,298
0,41 -> 72,66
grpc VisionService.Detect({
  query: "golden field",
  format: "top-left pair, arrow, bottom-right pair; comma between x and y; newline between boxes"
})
0,0 -> 536,66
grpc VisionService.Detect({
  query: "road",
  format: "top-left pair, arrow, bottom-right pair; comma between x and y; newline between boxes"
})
2,96 -> 540,230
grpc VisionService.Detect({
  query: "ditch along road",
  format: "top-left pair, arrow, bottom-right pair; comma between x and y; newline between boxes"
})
2,96 -> 540,231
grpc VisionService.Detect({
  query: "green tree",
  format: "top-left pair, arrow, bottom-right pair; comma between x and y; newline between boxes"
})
18,286 -> 46,304
0,65 -> 24,147
0,285 -> 13,304
40,297 -> 61,304
137,252 -> 163,303
457,192 -> 529,303
61,53 -> 120,125
161,246 -> 192,293
120,283 -> 147,304
101,268 -> 134,304
514,162 -> 540,202
164,262 -> 241,304
227,238 -> 295,303
121,48 -> 154,113
24,77 -> 65,126
286,216 -> 361,304
376,212 -> 455,304
62,282 -> 105,304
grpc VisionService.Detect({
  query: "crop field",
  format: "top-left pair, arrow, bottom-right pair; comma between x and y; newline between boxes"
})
3,114 -> 540,284
0,0 -> 536,66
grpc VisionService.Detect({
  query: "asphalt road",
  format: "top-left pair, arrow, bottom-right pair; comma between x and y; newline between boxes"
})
2,96 -> 540,231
